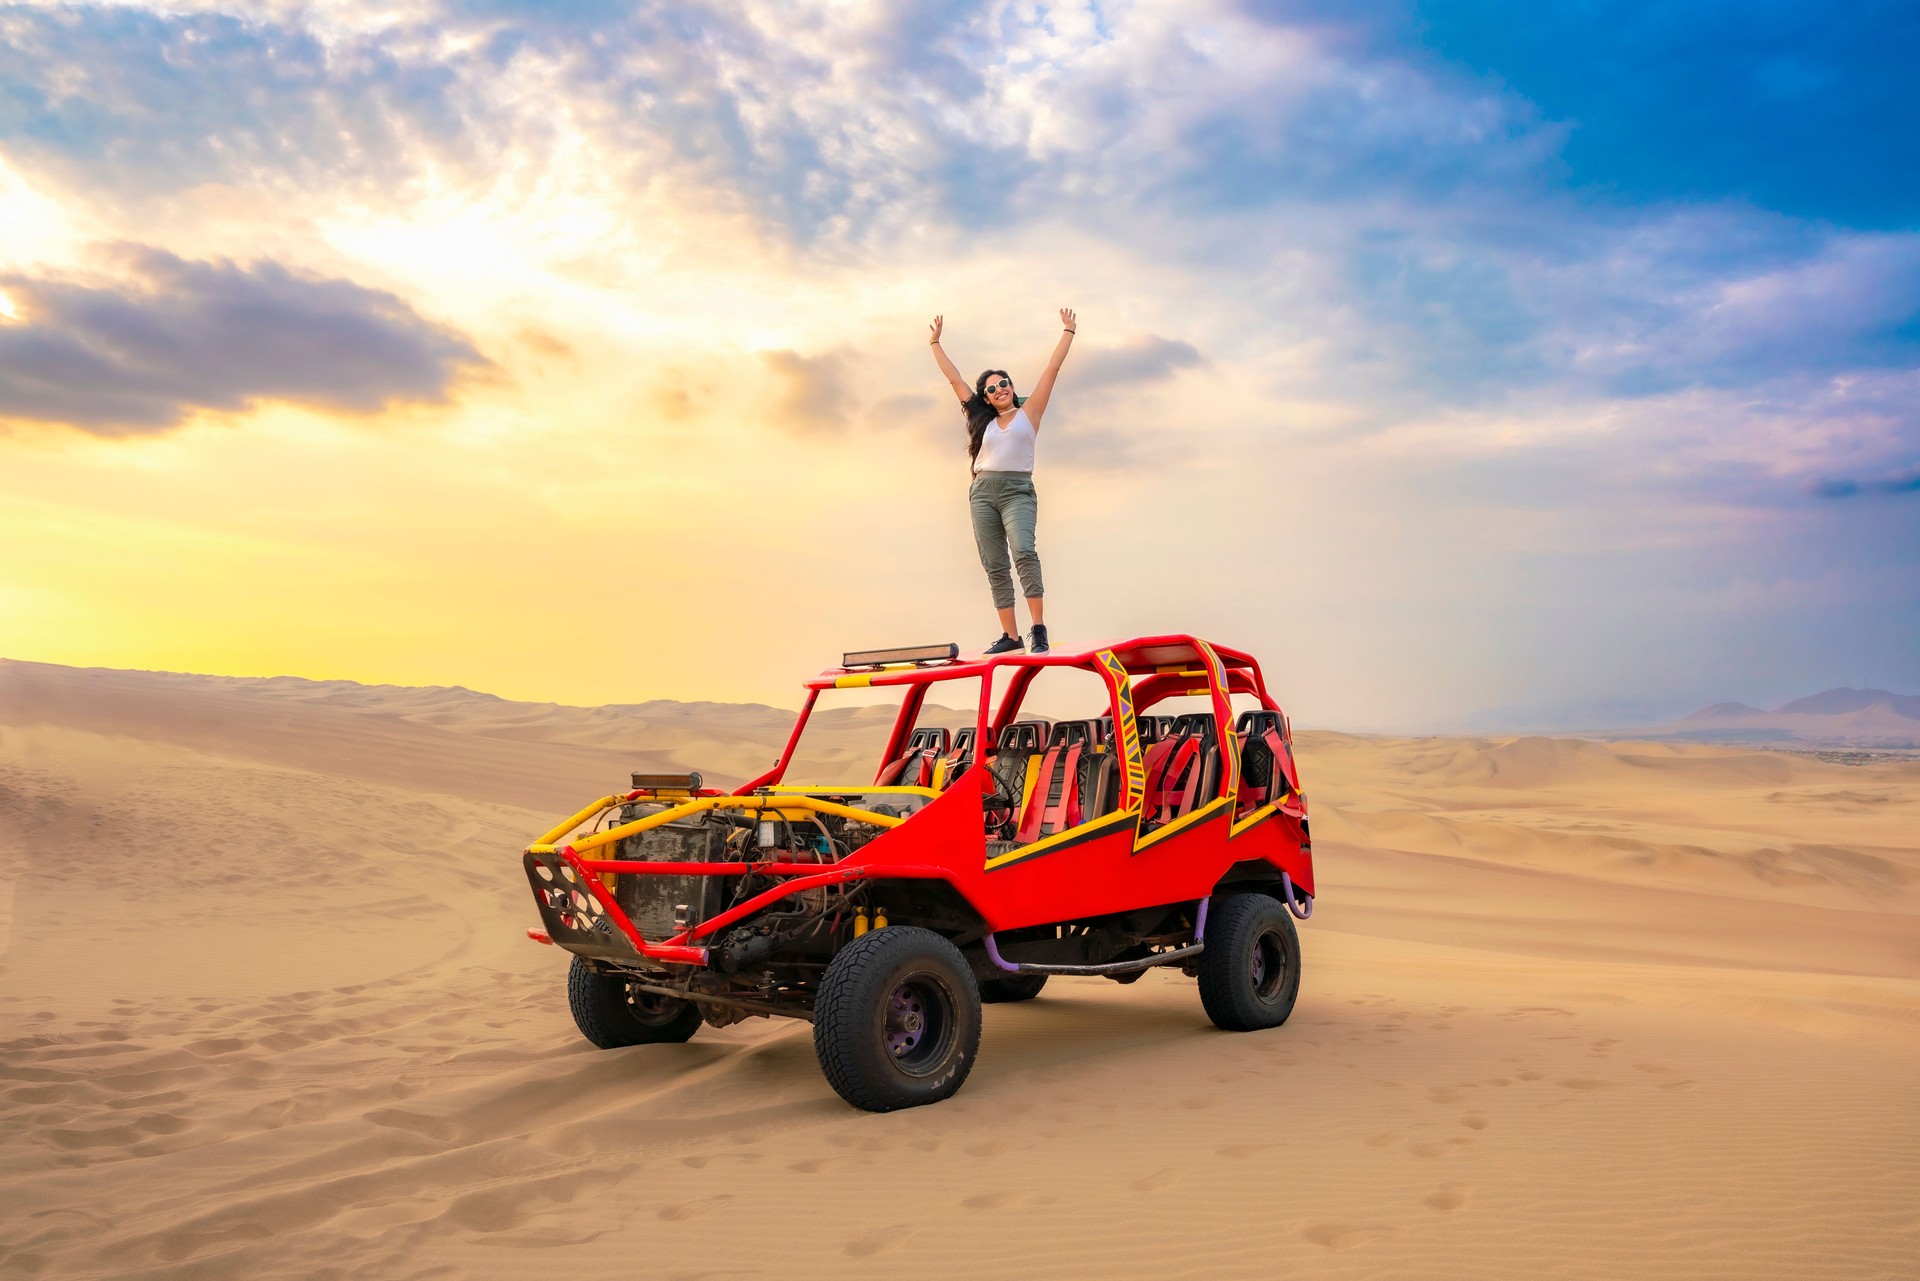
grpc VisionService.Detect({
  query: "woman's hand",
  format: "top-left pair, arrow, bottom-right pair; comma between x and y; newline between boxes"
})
929,315 -> 945,345
1059,307 -> 1077,334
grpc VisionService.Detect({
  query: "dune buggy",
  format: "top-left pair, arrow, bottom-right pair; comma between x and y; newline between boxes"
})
522,634 -> 1313,1112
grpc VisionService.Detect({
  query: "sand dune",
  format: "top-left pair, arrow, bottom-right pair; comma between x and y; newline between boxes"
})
3,662 -> 1917,1279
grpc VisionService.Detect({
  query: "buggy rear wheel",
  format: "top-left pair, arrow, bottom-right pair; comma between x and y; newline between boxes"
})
813,927 -> 982,1112
1197,893 -> 1301,1032
567,956 -> 702,1047
981,973 -> 1048,1003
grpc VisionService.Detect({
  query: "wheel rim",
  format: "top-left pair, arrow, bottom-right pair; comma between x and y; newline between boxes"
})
626,988 -> 687,1026
1250,928 -> 1287,1003
882,973 -> 956,1076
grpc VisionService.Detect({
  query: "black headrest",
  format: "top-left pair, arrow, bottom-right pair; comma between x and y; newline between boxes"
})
952,727 -> 976,753
998,721 -> 1047,753
1171,713 -> 1218,744
1236,710 -> 1282,736
906,726 -> 951,756
1136,715 -> 1167,744
1047,719 -> 1099,749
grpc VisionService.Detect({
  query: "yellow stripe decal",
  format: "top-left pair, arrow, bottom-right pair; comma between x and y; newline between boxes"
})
1229,802 -> 1280,838
985,810 -> 1140,871
1133,796 -> 1231,853
1097,649 -> 1146,810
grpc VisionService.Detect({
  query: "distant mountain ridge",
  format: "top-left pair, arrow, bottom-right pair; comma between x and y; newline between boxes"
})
1684,701 -> 1767,721
1775,688 -> 1920,719
1664,687 -> 1920,746
1681,687 -> 1920,723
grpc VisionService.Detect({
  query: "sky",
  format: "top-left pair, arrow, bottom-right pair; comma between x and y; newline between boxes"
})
1,0 -> 1915,730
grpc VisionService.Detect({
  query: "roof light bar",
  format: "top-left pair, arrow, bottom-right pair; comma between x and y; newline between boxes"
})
842,643 -> 959,669
632,771 -> 702,791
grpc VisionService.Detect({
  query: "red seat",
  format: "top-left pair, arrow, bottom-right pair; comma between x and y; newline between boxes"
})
933,727 -> 977,790
1142,735 -> 1201,824
877,727 -> 949,787
1015,737 -> 1087,842
1141,715 -> 1221,828
1234,711 -> 1295,813
984,722 -> 1048,838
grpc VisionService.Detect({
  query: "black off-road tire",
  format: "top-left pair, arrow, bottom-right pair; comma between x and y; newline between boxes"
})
1197,893 -> 1301,1032
980,973 -> 1049,1003
813,927 -> 982,1112
567,956 -> 702,1047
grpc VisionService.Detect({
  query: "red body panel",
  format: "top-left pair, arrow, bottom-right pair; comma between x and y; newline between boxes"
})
1226,805 -> 1315,897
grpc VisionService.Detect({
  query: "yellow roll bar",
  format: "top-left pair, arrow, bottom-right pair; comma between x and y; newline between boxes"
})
534,795 -> 625,848
527,793 -> 907,856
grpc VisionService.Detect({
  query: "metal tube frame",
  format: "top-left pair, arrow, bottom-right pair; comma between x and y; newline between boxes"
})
528,792 -> 906,857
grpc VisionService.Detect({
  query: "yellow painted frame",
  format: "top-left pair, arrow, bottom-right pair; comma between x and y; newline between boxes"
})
526,793 -> 906,856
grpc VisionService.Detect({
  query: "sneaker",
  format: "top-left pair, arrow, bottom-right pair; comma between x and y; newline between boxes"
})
1028,624 -> 1050,654
983,633 -> 1025,655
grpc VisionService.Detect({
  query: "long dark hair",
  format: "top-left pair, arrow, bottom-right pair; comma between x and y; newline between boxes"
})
965,368 -> 1011,464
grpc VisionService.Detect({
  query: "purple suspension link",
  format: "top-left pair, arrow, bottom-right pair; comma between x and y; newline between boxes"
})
1280,870 -> 1313,920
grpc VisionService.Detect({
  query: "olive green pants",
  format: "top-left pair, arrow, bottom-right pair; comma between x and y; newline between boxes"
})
969,471 -> 1043,610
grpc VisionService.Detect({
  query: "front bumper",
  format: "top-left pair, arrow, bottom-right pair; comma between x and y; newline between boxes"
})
523,848 -> 711,967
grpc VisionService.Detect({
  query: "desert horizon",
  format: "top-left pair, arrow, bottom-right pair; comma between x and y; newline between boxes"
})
9,653 -> 1916,746
3,656 -> 1916,1278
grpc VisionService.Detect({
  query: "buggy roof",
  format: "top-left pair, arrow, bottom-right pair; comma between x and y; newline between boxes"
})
806,633 -> 1262,691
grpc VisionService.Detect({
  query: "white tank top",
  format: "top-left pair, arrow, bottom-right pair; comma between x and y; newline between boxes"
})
973,407 -> 1036,474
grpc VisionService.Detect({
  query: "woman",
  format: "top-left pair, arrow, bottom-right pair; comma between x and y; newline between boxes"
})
928,308 -> 1077,655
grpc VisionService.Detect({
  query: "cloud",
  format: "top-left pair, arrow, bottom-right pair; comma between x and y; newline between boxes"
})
6,1 -> 1911,252
517,329 -> 576,362
1537,221 -> 1920,397
866,392 -> 943,431
1071,335 -> 1207,393
0,246 -> 484,434
0,2 -> 1556,238
4,1 -> 1916,483
760,348 -> 851,436
1810,468 -> 1920,500
0,6 -> 480,201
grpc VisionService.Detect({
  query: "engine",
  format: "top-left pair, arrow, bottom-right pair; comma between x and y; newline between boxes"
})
608,793 -> 912,946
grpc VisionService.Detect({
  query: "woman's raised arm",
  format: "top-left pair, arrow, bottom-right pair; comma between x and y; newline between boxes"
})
1021,308 -> 1076,429
928,315 -> 972,404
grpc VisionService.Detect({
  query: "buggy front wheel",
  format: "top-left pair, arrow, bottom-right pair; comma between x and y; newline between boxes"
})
813,927 -> 982,1112
567,956 -> 702,1047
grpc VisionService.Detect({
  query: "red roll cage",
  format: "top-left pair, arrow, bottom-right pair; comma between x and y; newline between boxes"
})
738,633 -> 1284,795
